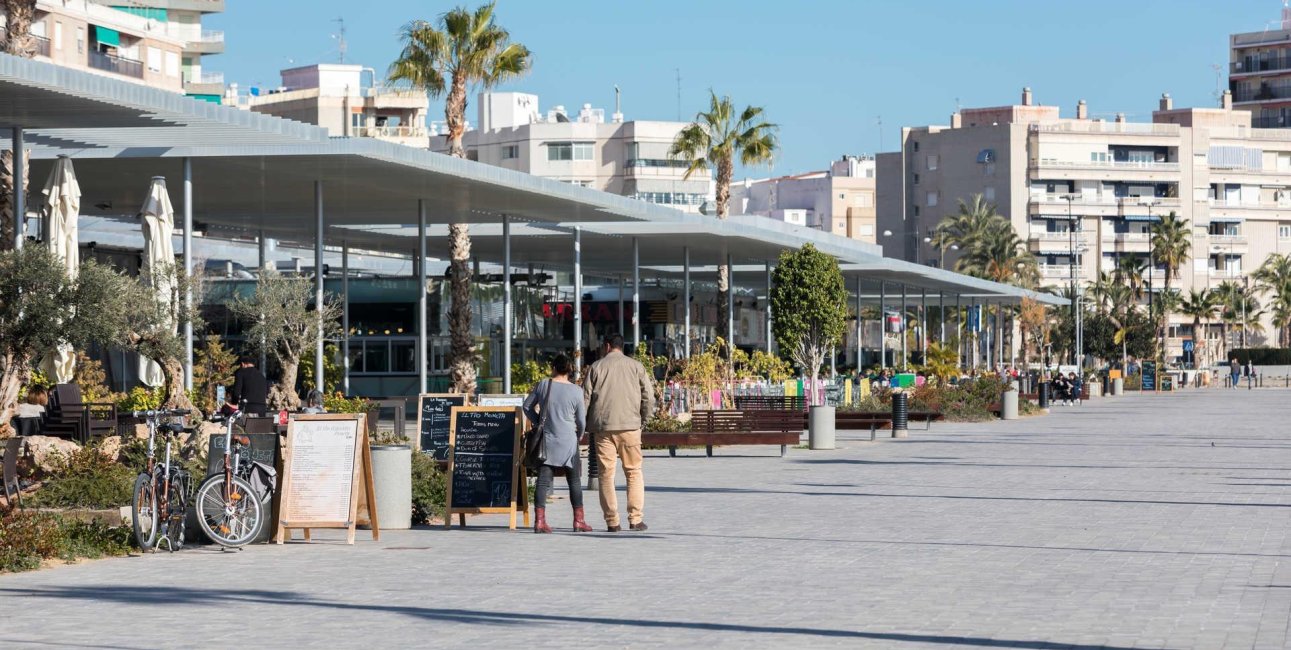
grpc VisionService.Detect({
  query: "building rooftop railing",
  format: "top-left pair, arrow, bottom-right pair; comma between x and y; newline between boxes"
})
1032,159 -> 1180,172
1030,121 -> 1180,136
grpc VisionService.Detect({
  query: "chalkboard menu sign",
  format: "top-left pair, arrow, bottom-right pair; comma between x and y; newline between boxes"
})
1141,361 -> 1157,391
417,393 -> 467,459
445,406 -> 522,529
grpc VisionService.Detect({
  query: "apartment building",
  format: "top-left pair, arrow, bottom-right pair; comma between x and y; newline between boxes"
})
730,155 -> 878,242
443,92 -> 714,213
878,87 -> 1291,363
1229,3 -> 1291,128
239,64 -> 430,148
1,0 -> 223,99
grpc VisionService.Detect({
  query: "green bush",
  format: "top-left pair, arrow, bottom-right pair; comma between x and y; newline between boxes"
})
323,393 -> 373,415
26,445 -> 136,509
840,376 -> 1008,422
116,386 -> 164,412
645,415 -> 690,432
511,360 -> 546,395
411,452 -> 447,525
1229,348 -> 1291,366
0,507 -> 134,573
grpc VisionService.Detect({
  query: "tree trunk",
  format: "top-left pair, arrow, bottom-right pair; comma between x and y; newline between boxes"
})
1,0 -> 37,57
445,75 -> 468,158
269,359 -> 301,411
448,224 -> 476,394
161,356 -> 197,415
0,350 -> 32,437
714,158 -> 733,356
1,148 -> 29,251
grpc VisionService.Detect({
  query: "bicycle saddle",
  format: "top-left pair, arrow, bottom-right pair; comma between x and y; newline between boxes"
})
163,423 -> 185,435
232,435 -> 251,447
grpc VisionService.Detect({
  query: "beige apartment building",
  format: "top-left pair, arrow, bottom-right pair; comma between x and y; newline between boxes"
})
1230,4 -> 1291,128
1,0 -> 224,99
238,63 -> 430,149
443,92 -> 714,212
730,155 -> 878,243
878,87 -> 1291,365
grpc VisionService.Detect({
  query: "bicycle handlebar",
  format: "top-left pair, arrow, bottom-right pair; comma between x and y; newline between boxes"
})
131,408 -> 193,418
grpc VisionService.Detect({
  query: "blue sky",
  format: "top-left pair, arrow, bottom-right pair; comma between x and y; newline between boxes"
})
210,0 -> 1278,177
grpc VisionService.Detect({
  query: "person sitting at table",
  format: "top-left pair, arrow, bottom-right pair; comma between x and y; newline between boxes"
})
15,386 -> 47,436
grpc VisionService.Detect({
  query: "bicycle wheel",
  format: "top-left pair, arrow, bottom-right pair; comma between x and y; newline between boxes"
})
164,471 -> 191,551
194,474 -> 263,548
131,472 -> 159,551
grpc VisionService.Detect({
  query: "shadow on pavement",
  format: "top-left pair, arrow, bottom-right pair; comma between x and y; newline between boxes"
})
0,585 -> 1140,649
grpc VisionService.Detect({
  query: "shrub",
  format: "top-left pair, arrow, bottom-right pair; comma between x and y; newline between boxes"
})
841,376 -> 1009,422
26,445 -> 136,509
116,386 -> 164,413
411,452 -> 447,525
511,360 -> 546,395
324,393 -> 373,415
0,507 -> 134,574
645,415 -> 690,432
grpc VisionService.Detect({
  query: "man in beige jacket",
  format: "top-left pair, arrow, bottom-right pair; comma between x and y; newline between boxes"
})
583,334 -> 655,531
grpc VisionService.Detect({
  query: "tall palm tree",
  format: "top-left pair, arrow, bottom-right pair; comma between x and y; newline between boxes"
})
389,2 -> 531,392
1,0 -> 37,251
1150,211 -> 1191,358
1115,255 -> 1148,306
669,91 -> 777,348
955,219 -> 1037,368
1253,253 -> 1291,346
933,194 -> 1004,266
1088,270 -> 1117,315
1179,288 -> 1216,366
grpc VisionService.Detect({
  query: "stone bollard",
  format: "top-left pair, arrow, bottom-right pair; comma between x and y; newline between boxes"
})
585,433 -> 599,491
1002,383 -> 1019,420
808,406 -> 836,450
891,391 -> 909,438
370,445 -> 412,529
1112,377 -> 1124,396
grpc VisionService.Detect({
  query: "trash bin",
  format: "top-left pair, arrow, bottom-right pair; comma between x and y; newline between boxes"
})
369,445 -> 411,530
1002,385 -> 1019,420
1112,378 -> 1124,395
1038,381 -> 1050,410
808,406 -> 835,450
891,390 -> 909,438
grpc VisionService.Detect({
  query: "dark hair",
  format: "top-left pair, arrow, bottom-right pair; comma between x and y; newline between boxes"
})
551,354 -> 573,377
608,334 -> 625,350
26,385 -> 47,406
238,355 -> 257,366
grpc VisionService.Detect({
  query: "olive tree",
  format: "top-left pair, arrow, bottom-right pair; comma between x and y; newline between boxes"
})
231,269 -> 341,411
770,244 -> 848,406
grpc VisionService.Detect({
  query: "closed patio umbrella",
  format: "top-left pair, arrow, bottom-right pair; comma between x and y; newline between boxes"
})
40,155 -> 80,383
137,176 -> 176,388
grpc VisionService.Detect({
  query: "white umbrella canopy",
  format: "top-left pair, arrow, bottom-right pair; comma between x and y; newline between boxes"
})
40,156 -> 81,383
137,176 -> 176,388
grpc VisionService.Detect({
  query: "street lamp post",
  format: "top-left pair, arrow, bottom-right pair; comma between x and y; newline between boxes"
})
1062,194 -> 1082,367
1139,198 -> 1160,367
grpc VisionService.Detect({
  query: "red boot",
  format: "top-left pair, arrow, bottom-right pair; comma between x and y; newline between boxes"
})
534,507 -> 552,534
572,507 -> 593,532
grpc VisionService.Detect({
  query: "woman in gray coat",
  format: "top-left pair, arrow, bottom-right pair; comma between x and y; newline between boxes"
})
522,355 -> 592,533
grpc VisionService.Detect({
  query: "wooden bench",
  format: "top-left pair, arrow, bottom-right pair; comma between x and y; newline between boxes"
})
733,395 -> 806,412
643,409 -> 802,457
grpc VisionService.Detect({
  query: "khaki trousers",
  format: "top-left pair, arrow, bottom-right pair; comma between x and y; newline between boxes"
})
594,429 -> 644,526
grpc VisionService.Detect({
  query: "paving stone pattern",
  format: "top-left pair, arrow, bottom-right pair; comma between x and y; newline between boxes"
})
3,390 -> 1291,649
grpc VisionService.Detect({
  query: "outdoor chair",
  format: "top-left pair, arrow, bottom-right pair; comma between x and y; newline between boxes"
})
3,436 -> 22,507
44,384 -> 118,444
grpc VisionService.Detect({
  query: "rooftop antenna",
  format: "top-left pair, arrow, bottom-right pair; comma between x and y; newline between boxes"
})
1211,63 -> 1223,106
332,17 -> 347,64
876,116 -> 883,152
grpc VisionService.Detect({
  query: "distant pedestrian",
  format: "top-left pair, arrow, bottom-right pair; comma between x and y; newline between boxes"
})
230,356 -> 269,415
522,354 -> 591,534
1230,358 -> 1241,389
583,334 -> 655,532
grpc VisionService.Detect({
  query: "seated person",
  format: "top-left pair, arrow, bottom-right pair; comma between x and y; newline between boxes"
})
301,390 -> 326,414
15,386 -> 47,436
1067,372 -> 1082,404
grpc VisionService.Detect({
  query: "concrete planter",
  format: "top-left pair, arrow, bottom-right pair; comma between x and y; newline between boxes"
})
808,406 -> 836,450
370,445 -> 412,530
1001,389 -> 1019,420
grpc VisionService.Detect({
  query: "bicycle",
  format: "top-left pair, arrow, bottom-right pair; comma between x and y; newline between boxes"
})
193,409 -> 267,548
130,409 -> 193,553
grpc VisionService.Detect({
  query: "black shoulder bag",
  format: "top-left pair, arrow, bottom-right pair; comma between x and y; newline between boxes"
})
524,380 -> 553,472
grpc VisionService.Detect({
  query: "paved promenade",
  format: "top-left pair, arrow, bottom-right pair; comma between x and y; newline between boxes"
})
3,389 -> 1291,649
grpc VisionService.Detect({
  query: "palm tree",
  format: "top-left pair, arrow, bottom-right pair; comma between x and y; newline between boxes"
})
955,219 -> 1037,367
1150,211 -> 1191,358
933,194 -> 1004,267
1253,253 -> 1291,346
669,91 -> 777,348
1088,270 -> 1117,315
1179,288 -> 1216,367
1115,256 -> 1148,306
389,2 -> 531,392
1,0 -> 37,251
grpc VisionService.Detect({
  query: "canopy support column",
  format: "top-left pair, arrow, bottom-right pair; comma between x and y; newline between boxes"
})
259,230 -> 269,372
574,227 -> 583,376
502,214 -> 512,394
418,200 -> 428,395
727,253 -> 735,351
314,181 -> 325,395
920,289 -> 928,360
617,276 -> 625,337
11,127 -> 23,250
939,291 -> 946,343
182,158 -> 193,391
683,247 -> 691,358
900,283 -> 908,371
632,237 -> 640,348
342,241 -> 350,396
766,261 -> 773,354
879,281 -> 887,368
855,277 -> 862,371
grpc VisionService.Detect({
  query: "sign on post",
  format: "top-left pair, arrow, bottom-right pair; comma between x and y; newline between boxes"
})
444,406 -> 523,530
416,393 -> 467,459
276,414 -> 378,545
476,394 -> 526,408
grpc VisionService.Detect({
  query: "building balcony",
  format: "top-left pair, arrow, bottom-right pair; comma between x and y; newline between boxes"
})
185,30 -> 225,55
1029,159 -> 1180,183
32,34 -> 50,58
1038,264 -> 1079,279
123,0 -> 226,11
1231,56 -> 1291,77
1029,122 -> 1179,136
1233,84 -> 1291,103
88,51 -> 144,79
1209,198 -> 1291,211
1208,268 -> 1247,280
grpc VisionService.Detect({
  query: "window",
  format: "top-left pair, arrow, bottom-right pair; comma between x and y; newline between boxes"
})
502,145 -> 519,160
546,141 -> 593,161
165,51 -> 179,77
913,173 -> 920,185
926,191 -> 939,207
1280,225 -> 1291,239
927,154 -> 939,170
563,179 -> 593,188
912,141 -> 920,152
53,22 -> 62,50
466,149 -> 479,161
838,193 -> 846,199
350,113 -> 364,128
984,186 -> 995,202
147,46 -> 162,72
76,27 -> 84,54
1090,151 -> 1109,163
914,206 -> 921,217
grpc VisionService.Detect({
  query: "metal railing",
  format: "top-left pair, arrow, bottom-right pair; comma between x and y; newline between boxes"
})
1233,84 -> 1291,103
198,71 -> 224,85
1038,265 -> 1078,278
200,30 -> 224,43
88,50 -> 144,79
1232,56 -> 1291,75
354,125 -> 429,139
1032,159 -> 1179,172
33,34 -> 50,57
1029,122 -> 1179,136
1209,233 -> 1249,245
